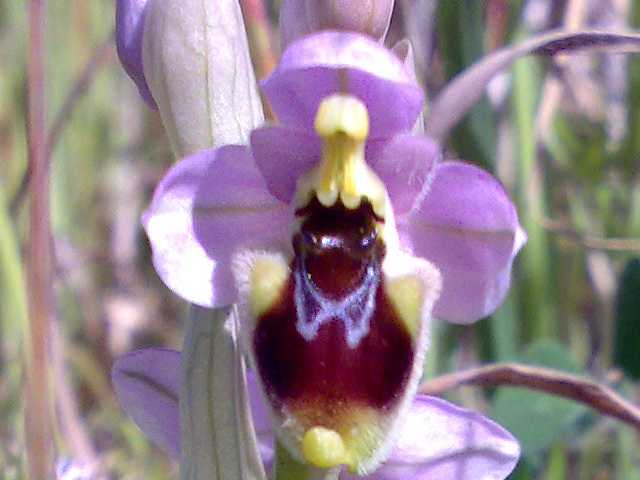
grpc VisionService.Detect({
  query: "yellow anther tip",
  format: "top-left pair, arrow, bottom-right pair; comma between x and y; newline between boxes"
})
314,94 -> 369,141
301,427 -> 351,469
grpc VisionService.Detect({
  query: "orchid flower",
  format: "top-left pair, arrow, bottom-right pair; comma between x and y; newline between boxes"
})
143,30 -> 526,330
114,21 -> 525,477
112,0 -> 640,476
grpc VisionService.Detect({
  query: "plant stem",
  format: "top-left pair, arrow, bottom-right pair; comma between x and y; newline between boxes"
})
12,31 -> 114,215
26,0 -> 53,478
420,363 -> 640,431
273,442 -> 310,480
180,306 -> 266,480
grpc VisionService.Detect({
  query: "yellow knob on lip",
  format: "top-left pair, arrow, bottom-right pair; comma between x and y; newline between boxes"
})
301,426 -> 353,470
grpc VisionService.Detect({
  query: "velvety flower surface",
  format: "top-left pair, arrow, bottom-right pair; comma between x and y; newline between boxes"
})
145,31 -> 525,325
140,30 -> 524,475
146,92 -> 444,472
113,348 -> 521,479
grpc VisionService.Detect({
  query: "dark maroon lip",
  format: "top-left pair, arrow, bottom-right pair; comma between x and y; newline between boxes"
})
252,199 -> 415,423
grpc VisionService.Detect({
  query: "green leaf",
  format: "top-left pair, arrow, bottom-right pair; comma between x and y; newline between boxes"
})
435,0 -> 496,168
618,2 -> 640,179
511,48 -> 556,341
273,442 -> 310,480
613,258 -> 640,380
491,340 -> 586,465
519,339 -> 581,373
508,459 -> 536,480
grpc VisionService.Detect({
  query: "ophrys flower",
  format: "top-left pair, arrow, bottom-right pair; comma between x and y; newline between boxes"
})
140,31 -> 524,475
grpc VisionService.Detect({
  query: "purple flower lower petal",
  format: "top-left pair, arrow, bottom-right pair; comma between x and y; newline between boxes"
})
367,134 -> 440,215
346,395 -> 520,480
112,348 -> 276,468
398,161 -> 526,324
115,0 -> 157,108
143,145 -> 292,307
247,367 -> 276,471
250,126 -> 321,203
112,348 -> 181,459
263,31 -> 423,139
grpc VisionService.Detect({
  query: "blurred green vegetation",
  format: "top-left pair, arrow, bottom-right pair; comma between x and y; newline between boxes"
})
1,0 -> 639,478
430,1 -> 640,478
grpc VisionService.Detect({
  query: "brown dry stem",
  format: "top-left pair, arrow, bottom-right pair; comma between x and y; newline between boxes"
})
420,363 -> 640,431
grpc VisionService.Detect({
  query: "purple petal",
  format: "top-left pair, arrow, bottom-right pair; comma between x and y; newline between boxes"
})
250,126 -> 321,203
263,31 -> 423,139
247,368 -> 276,471
391,39 -> 418,83
115,0 -> 157,108
112,349 -> 276,468
346,396 -> 520,480
398,161 -> 526,323
143,145 -> 292,307
367,134 -> 440,215
251,128 -> 440,213
112,348 -> 181,458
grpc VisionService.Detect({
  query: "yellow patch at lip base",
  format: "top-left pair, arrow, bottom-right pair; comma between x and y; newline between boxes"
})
292,400 -> 385,473
296,94 -> 387,218
301,427 -> 351,469
385,275 -> 425,337
248,256 -> 289,318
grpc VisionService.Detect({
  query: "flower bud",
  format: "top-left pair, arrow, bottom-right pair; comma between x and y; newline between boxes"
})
142,0 -> 264,157
280,0 -> 395,48
116,0 -> 156,108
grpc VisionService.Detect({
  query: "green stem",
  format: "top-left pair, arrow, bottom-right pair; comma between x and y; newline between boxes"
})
273,442 -> 309,480
273,443 -> 340,480
511,34 -> 556,340
180,306 -> 266,480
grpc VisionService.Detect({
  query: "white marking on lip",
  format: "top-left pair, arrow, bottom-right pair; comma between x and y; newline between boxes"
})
294,257 -> 379,349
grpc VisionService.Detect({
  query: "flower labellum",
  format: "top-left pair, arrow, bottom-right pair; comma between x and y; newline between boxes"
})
234,94 -> 441,474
